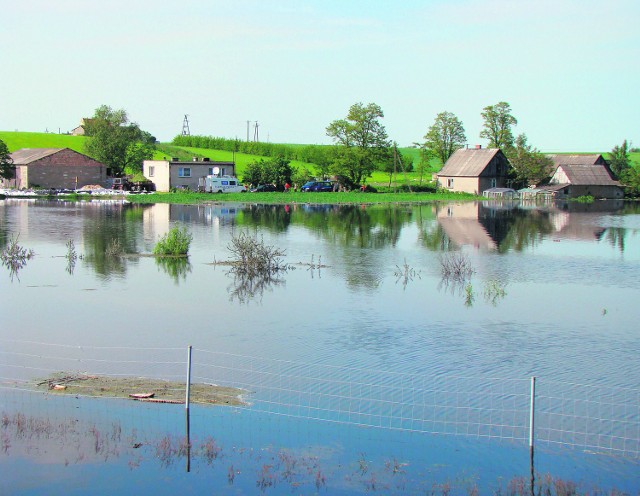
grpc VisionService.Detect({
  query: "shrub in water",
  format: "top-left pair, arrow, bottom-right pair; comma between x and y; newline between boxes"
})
153,226 -> 192,256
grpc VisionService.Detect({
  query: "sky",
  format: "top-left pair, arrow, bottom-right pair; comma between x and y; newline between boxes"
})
1,0 -> 638,152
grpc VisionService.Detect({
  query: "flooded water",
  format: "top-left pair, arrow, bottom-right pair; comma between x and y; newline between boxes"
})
1,198 -> 639,494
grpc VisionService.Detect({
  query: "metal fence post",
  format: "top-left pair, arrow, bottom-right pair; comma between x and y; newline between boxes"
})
186,345 -> 192,409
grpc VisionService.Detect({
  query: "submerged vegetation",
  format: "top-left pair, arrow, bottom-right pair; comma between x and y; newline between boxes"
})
0,235 -> 35,280
226,232 -> 289,277
440,251 -> 475,282
153,226 -> 192,256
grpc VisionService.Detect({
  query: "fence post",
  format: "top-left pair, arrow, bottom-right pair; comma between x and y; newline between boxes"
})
186,345 -> 192,409
529,376 -> 536,449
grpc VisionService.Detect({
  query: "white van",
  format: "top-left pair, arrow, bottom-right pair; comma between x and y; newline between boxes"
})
202,175 -> 246,193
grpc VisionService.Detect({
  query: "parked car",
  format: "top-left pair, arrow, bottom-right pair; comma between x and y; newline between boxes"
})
301,181 -> 334,192
250,184 -> 278,192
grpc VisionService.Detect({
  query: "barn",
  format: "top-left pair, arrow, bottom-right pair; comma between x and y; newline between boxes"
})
4,148 -> 107,190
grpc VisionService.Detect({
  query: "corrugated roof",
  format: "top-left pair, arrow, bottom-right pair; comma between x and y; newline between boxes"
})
547,154 -> 603,165
10,148 -> 65,165
438,148 -> 501,177
559,164 -> 620,186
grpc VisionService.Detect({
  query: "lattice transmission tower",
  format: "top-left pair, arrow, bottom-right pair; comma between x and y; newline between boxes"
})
182,115 -> 191,136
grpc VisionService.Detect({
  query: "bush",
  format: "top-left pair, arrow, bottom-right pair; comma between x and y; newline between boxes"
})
153,226 -> 192,256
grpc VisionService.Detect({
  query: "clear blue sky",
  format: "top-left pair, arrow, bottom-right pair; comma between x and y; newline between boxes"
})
1,0 -> 638,152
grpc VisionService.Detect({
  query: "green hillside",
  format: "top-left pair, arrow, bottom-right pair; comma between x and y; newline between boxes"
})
0,131 -> 88,153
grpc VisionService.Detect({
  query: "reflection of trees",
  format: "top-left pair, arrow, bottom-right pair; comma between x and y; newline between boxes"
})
603,227 -> 625,253
494,209 -> 554,253
155,257 -> 192,284
236,204 -> 292,232
82,204 -> 147,277
306,205 -> 414,289
416,204 -> 455,252
236,204 -> 416,289
226,271 -> 285,304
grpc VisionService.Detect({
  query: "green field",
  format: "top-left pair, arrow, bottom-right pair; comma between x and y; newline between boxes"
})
0,131 -> 88,153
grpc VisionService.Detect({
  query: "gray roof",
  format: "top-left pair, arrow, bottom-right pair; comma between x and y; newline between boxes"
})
547,154 -> 603,166
10,148 -> 65,165
556,164 -> 620,186
438,148 -> 501,177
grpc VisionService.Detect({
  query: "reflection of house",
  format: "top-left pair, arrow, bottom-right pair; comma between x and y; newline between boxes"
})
4,148 -> 107,189
437,202 -> 515,250
143,158 -> 236,192
436,147 -> 510,195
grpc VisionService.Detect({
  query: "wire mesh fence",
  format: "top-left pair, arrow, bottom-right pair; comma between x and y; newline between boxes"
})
1,339 -> 638,459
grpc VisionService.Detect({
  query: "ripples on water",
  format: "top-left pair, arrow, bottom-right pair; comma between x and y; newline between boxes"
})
1,199 -> 639,492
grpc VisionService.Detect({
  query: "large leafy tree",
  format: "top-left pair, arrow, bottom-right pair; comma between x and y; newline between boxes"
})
242,157 -> 292,189
423,111 -> 466,166
84,105 -> 155,176
326,102 -> 391,187
0,139 -> 14,180
506,134 -> 554,187
608,139 -> 630,177
480,101 -> 517,149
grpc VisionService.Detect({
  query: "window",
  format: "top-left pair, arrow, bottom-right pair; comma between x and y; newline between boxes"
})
208,167 -> 214,175
447,178 -> 454,188
148,166 -> 155,177
491,178 -> 497,188
178,167 -> 191,178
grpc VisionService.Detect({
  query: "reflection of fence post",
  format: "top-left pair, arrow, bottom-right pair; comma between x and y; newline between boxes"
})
529,376 -> 536,496
185,345 -> 192,473
529,376 -> 536,449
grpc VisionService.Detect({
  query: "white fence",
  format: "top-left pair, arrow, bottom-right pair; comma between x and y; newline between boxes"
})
1,339 -> 638,458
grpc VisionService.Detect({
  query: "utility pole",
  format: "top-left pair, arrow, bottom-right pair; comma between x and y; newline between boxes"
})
182,115 -> 191,136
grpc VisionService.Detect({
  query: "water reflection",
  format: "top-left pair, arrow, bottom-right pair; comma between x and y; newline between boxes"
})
2,199 -> 639,286
227,270 -> 286,304
431,200 -> 636,252
155,257 -> 192,284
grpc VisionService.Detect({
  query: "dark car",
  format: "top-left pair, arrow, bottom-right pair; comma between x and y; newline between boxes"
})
301,181 -> 334,192
250,184 -> 278,193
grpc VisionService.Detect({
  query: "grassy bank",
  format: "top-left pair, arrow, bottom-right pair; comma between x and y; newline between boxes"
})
128,190 -> 481,205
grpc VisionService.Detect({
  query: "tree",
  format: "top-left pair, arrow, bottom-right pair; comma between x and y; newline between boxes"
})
0,139 -> 14,181
84,105 -> 155,176
608,140 -> 630,177
242,157 -> 292,189
423,111 -> 466,166
242,160 -> 265,186
263,156 -> 293,189
326,102 -> 391,187
506,134 -> 554,187
619,167 -> 640,197
480,102 -> 517,150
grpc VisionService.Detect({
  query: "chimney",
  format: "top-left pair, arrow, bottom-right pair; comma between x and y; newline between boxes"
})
475,144 -> 482,149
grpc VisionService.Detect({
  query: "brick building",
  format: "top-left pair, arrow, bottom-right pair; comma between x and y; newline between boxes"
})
4,148 -> 107,189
